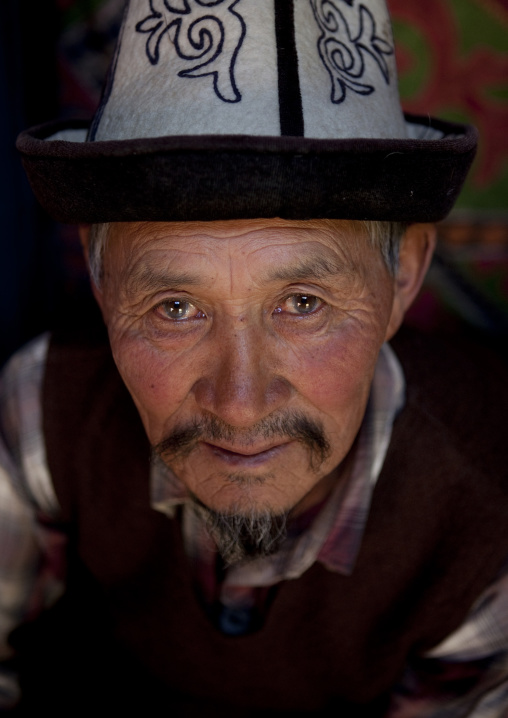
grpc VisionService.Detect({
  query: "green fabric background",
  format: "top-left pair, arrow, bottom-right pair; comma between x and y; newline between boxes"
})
389,0 -> 508,213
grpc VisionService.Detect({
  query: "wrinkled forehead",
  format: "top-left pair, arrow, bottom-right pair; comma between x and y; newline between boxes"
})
105,218 -> 372,261
98,218 -> 388,294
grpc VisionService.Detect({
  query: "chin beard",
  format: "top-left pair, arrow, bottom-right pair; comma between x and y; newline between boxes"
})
192,498 -> 289,565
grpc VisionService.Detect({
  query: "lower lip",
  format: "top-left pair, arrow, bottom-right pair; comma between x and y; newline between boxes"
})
203,442 -> 288,467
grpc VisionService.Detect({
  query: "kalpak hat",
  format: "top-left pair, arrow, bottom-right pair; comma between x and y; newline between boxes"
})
17,0 -> 478,224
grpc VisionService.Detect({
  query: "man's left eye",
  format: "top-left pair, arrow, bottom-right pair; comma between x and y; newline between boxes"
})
282,294 -> 323,315
155,299 -> 203,320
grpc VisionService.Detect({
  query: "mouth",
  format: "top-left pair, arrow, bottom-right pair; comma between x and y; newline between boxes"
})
202,441 -> 290,467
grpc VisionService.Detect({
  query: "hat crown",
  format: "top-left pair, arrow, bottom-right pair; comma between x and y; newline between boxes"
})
18,0 -> 477,225
91,0 -> 407,141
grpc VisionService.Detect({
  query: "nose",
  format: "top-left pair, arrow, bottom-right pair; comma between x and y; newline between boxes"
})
192,321 -> 291,429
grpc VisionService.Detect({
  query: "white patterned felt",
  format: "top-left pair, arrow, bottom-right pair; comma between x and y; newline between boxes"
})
93,0 -> 409,141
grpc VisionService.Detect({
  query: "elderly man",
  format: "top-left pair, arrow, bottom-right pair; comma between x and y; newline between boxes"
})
3,0 -> 508,714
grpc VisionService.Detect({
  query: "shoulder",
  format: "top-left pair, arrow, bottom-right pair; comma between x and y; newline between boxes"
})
0,333 -> 59,515
364,329 -> 508,650
0,333 -> 50,457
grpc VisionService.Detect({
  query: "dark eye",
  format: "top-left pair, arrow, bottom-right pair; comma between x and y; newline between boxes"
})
284,294 -> 323,315
156,299 -> 203,320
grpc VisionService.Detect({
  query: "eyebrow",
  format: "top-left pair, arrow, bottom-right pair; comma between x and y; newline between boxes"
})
125,266 -> 201,296
265,256 -> 353,282
124,255 -> 353,296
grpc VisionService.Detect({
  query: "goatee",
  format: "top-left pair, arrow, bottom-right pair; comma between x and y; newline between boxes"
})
192,497 -> 289,565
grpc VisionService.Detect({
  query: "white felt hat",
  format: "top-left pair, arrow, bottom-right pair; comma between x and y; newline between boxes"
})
17,0 -> 477,223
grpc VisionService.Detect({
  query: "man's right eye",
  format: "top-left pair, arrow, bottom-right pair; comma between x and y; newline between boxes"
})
154,299 -> 204,321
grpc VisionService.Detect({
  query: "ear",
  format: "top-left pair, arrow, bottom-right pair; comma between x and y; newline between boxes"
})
78,224 -> 105,310
385,223 -> 436,341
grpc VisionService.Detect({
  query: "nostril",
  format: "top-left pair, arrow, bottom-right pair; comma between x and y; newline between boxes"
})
192,377 -> 216,411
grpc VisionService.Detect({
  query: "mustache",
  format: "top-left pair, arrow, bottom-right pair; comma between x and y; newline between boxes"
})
152,411 -> 331,470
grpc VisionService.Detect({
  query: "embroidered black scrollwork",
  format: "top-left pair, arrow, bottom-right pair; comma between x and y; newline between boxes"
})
310,0 -> 394,104
135,0 -> 246,103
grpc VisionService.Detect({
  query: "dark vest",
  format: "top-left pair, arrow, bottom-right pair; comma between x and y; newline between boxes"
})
13,309 -> 508,716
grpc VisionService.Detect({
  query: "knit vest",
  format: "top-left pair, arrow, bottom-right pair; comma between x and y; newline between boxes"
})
19,308 -> 508,715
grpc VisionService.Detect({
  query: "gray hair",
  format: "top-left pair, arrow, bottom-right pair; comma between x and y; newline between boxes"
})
86,220 -> 407,288
87,222 -> 111,288
364,220 -> 407,275
192,498 -> 289,565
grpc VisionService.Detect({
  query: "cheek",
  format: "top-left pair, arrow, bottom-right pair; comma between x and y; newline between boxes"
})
287,321 -> 383,426
110,335 -> 194,439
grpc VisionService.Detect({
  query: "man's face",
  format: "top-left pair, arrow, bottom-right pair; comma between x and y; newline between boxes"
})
96,219 -> 398,518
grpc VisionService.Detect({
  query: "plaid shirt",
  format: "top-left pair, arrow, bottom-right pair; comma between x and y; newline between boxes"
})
0,335 -> 507,715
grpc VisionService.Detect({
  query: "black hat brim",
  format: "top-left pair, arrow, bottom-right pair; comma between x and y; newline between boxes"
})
17,113 -> 477,224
